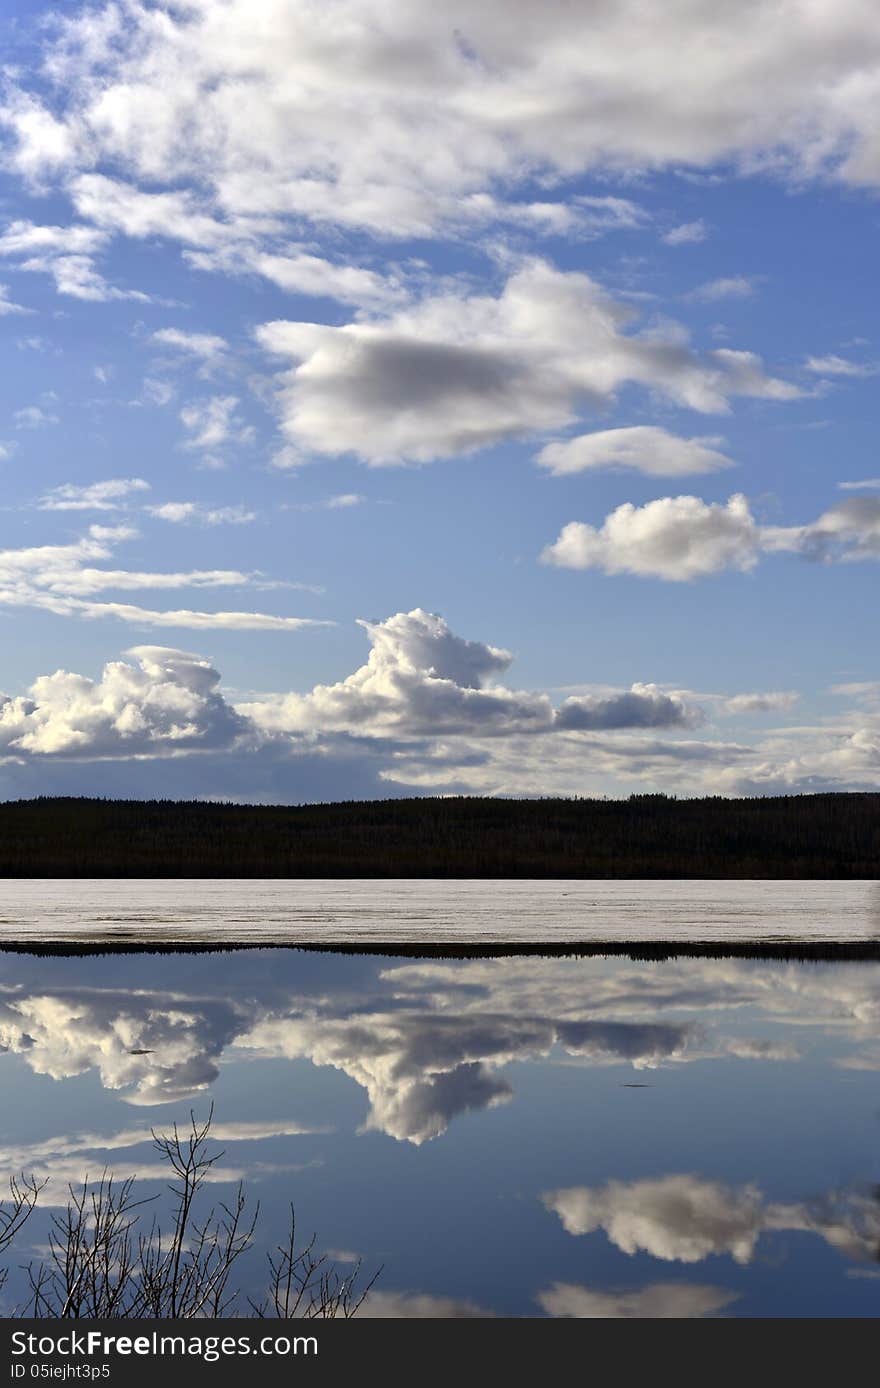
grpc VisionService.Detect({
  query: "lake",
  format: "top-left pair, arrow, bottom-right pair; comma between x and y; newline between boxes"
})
0,881 -> 878,1318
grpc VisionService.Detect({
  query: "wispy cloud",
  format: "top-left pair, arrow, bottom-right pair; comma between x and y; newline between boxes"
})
0,525 -> 327,632
38,478 -> 150,511
148,502 -> 256,526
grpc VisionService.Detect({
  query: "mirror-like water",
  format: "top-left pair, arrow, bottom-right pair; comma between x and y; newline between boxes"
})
1,885 -> 878,1317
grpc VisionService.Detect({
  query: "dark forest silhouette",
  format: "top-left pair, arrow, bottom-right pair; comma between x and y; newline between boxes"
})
0,791 -> 877,878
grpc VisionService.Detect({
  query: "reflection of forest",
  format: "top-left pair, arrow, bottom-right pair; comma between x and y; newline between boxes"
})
1,792 -> 878,877
6,942 -> 880,962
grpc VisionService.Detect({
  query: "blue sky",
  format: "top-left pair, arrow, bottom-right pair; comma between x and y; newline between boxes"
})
1,0 -> 879,801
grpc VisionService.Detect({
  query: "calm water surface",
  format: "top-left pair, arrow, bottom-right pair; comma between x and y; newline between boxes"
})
0,882 -> 878,1318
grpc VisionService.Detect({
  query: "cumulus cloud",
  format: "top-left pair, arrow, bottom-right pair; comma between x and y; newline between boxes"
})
241,608 -> 700,739
0,981 -> 244,1106
0,646 -> 249,758
544,493 -> 880,579
555,686 -> 702,732
536,426 -> 734,478
7,0 -> 880,253
1,951 -> 876,1142
536,1281 -> 739,1319
257,264 -> 798,464
239,1004 -> 695,1142
785,496 -> 880,561
542,1174 -> 880,1266
1,605 -> 877,797
543,494 -> 761,580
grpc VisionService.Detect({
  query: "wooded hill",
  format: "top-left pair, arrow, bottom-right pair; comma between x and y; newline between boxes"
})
0,792 -> 877,877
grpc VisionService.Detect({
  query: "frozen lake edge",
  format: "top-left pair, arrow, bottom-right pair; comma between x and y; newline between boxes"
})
0,878 -> 877,949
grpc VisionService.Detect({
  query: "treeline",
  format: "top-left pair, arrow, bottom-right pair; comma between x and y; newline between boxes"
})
0,792 -> 877,877
7,942 -> 880,963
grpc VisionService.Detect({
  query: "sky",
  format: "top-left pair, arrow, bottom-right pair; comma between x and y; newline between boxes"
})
0,0 -> 879,802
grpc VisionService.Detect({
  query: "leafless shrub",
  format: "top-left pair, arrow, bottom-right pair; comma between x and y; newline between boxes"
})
0,1174 -> 44,1294
249,1207 -> 380,1319
11,1109 -> 376,1318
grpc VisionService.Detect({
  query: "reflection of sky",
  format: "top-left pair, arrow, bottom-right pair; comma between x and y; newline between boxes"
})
0,948 -> 878,1316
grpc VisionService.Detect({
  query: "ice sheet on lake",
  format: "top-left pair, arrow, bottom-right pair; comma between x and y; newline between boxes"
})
0,878 -> 877,946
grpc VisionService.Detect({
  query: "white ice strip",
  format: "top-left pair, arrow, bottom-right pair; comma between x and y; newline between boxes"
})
0,879 -> 877,946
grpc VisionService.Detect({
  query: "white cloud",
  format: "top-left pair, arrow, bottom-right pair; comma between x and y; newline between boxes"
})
148,502 -> 256,526
70,174 -> 230,248
720,691 -> 799,715
283,494 -> 366,513
0,220 -> 107,257
257,263 -> 798,465
689,276 -> 757,302
180,395 -> 252,451
141,377 -> 175,407
0,285 -> 31,315
73,602 -> 317,631
239,1005 -> 694,1144
241,608 -> 700,739
0,951 -> 876,1134
17,251 -> 149,302
38,478 -> 150,511
663,220 -> 709,246
805,354 -> 879,377
544,492 -> 880,579
7,0 -> 880,255
2,606 -> 878,796
0,981 -> 245,1105
839,478 -> 880,490
188,244 -> 403,311
359,1291 -> 492,1318
543,494 -> 761,580
0,1117 -> 325,1190
0,646 -> 248,758
537,426 -> 734,478
765,496 -> 880,562
151,328 -> 229,362
0,525 -> 327,632
536,1281 -> 738,1319
14,405 -> 59,429
542,1174 -> 880,1266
